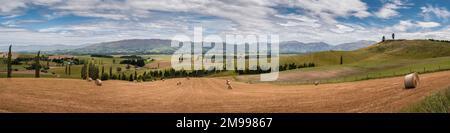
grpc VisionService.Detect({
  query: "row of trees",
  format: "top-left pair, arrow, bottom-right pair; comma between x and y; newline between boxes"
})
428,39 -> 450,43
5,45 -> 42,78
120,59 -> 146,67
80,61 -> 316,82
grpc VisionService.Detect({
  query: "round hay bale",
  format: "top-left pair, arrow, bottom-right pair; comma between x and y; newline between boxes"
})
314,81 -> 320,86
95,79 -> 102,86
87,77 -> 93,82
404,73 -> 419,89
226,80 -> 232,89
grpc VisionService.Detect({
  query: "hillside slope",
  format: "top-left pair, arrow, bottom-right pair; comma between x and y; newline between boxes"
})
282,40 -> 450,66
239,40 -> 450,83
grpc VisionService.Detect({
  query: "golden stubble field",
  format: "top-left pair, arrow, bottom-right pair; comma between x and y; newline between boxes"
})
1,71 -> 450,113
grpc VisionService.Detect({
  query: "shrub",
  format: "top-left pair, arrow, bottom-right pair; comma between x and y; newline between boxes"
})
402,87 -> 450,113
90,54 -> 113,58
101,73 -> 109,80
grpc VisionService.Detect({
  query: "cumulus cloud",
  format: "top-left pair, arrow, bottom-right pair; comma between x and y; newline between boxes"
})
279,0 -> 371,23
375,0 -> 410,19
421,5 -> 450,20
387,20 -> 441,32
0,0 -> 448,46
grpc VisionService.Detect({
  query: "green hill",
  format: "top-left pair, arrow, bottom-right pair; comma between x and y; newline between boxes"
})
365,40 -> 450,58
281,40 -> 450,66
240,40 -> 450,84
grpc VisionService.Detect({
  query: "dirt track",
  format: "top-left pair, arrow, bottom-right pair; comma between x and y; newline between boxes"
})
1,71 -> 450,113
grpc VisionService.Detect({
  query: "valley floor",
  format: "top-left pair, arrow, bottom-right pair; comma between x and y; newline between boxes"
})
1,70 -> 450,113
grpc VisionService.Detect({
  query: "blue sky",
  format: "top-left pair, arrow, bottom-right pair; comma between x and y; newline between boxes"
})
0,0 -> 449,45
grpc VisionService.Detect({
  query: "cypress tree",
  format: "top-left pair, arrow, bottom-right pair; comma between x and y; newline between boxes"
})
81,62 -> 87,79
6,45 -> 12,78
109,66 -> 113,79
129,74 -> 134,81
35,51 -> 40,78
134,70 -> 137,80
101,66 -> 104,75
121,73 -> 126,80
340,55 -> 343,65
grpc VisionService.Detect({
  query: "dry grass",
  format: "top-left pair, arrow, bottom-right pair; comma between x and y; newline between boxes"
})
1,71 -> 450,113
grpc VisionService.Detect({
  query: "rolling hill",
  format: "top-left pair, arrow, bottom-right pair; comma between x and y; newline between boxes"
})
282,40 -> 450,66
2,38 -> 376,54
69,39 -> 176,54
240,39 -> 450,83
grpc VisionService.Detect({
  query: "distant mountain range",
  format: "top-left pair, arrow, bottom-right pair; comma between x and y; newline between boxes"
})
0,44 -> 86,52
1,39 -> 376,54
279,40 -> 376,53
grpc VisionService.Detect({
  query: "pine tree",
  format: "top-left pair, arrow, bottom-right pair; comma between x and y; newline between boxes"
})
121,73 -> 126,80
101,73 -> 108,80
142,71 -> 147,81
101,66 -> 104,75
94,66 -> 100,80
35,51 -> 41,78
81,62 -> 87,79
129,74 -> 134,81
109,66 -> 113,79
340,55 -> 343,65
68,64 -> 71,75
134,70 -> 137,80
6,45 -> 12,78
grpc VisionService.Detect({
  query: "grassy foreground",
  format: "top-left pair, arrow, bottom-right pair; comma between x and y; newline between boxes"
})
402,86 -> 450,113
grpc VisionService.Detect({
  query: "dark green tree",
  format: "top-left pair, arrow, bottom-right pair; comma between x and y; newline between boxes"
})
340,55 -> 343,65
68,63 -> 71,75
121,73 -> 126,80
129,74 -> 134,81
101,73 -> 109,80
101,66 -> 105,75
81,62 -> 87,79
109,66 -> 113,79
6,45 -> 12,78
134,70 -> 137,80
35,51 -> 41,78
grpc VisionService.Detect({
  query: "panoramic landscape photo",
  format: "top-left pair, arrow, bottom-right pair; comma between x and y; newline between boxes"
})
1,0 -> 450,113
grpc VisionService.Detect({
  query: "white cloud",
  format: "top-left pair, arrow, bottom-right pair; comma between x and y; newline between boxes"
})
416,21 -> 441,28
330,24 -> 355,33
375,0 -> 410,19
278,0 -> 371,24
0,0 -> 27,15
0,0 -> 449,46
421,5 -> 450,20
387,20 -> 441,32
